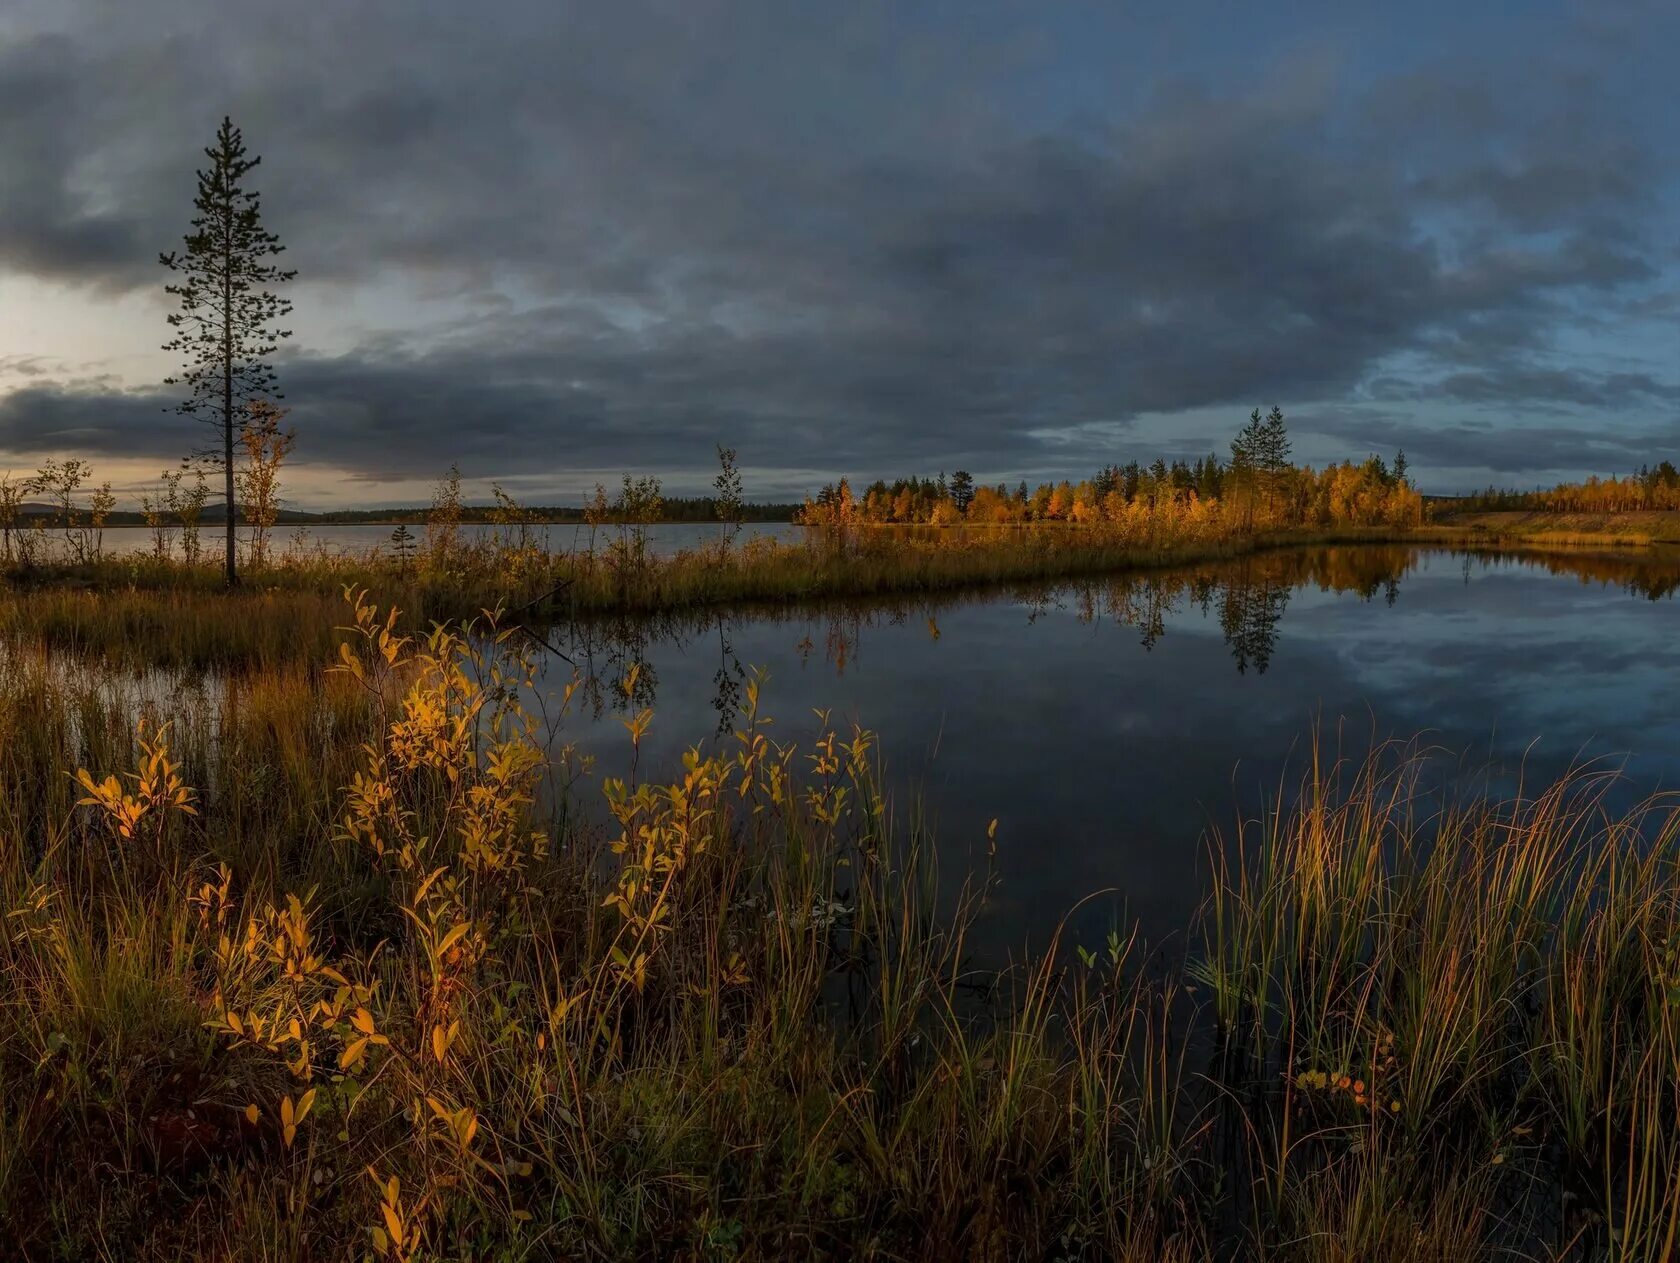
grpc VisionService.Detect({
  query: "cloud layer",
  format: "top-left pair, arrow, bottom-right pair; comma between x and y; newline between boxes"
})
1,0 -> 1676,500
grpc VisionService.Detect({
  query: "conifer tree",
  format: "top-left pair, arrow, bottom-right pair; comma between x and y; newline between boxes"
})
1231,405 -> 1292,523
948,469 -> 975,515
1230,410 -> 1260,471
1259,405 -> 1291,474
161,116 -> 295,585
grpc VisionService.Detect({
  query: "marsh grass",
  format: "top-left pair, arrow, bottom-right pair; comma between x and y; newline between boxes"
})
3,592 -> 1680,1258
1429,509 -> 1680,548
1196,738 -> 1680,1259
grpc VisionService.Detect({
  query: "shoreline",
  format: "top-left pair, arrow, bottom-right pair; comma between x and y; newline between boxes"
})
5,515 -> 1678,617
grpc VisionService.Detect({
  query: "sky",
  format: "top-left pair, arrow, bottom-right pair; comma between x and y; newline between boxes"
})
0,0 -> 1676,508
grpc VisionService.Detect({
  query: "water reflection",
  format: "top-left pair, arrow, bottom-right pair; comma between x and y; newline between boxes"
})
544,544 -> 1680,723
522,545 -> 1680,949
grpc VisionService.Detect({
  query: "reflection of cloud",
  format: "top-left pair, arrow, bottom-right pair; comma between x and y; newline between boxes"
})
1289,564 -> 1680,750
0,2 -> 1676,495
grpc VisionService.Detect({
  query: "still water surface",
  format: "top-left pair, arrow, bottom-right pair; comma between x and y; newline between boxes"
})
540,545 -> 1680,951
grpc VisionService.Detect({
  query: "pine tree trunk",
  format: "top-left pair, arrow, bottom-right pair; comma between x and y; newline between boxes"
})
224,359 -> 235,585
223,231 -> 237,587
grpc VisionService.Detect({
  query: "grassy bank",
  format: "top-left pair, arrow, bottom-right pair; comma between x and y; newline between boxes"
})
2,593 -> 1679,1258
1424,508 -> 1680,548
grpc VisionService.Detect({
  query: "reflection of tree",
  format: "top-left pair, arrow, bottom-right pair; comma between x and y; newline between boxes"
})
1081,546 -> 1418,670
1464,547 -> 1680,604
822,613 -> 863,675
1628,574 -> 1680,601
564,615 -> 660,720
711,615 -> 745,734
1190,574 -> 1217,618
1218,567 -> 1290,675
1101,576 -> 1172,651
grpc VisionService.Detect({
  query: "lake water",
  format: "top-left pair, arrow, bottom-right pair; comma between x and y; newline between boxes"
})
539,545 -> 1680,953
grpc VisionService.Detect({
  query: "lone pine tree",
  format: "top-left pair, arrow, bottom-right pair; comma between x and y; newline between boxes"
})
161,116 -> 295,585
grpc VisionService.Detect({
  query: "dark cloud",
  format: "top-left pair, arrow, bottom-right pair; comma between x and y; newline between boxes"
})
0,382 -> 195,460
1297,410 -> 1680,480
0,356 -> 56,379
0,1 -> 1676,494
1368,368 -> 1680,411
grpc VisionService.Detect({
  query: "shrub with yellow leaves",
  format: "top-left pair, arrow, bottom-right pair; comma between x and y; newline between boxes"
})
73,718 -> 197,870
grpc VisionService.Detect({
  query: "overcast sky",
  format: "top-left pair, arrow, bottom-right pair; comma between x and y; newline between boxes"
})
1,0 -> 1676,506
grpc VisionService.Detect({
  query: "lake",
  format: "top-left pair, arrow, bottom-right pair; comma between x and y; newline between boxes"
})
537,544 -> 1680,954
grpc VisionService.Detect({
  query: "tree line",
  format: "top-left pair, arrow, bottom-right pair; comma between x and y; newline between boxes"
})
799,408 -> 1422,531
1455,462 -> 1680,514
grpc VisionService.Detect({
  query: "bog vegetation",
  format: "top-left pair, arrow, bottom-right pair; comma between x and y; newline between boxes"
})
2,584 -> 1679,1259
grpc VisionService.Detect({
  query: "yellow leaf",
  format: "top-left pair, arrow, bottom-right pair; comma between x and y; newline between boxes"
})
244,1103 -> 260,1125
437,921 -> 471,956
340,1036 -> 369,1070
351,1007 -> 376,1035
381,1203 -> 404,1246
